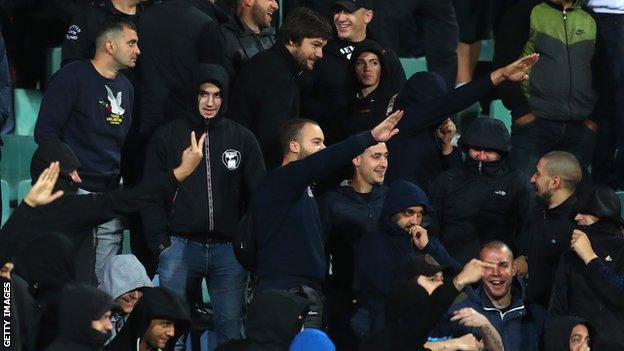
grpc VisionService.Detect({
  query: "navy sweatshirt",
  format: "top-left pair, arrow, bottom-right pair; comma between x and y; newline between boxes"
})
251,132 -> 376,291
34,60 -> 133,192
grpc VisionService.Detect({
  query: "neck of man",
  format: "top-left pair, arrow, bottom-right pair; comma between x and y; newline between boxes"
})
138,338 -> 150,351
111,0 -> 139,15
347,31 -> 366,43
360,84 -> 378,98
239,11 -> 261,34
551,0 -> 574,9
548,188 -> 573,209
486,290 -> 512,310
350,174 -> 373,193
91,57 -> 119,80
281,153 -> 298,166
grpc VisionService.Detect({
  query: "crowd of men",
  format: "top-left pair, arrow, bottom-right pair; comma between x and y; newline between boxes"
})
1,0 -> 624,350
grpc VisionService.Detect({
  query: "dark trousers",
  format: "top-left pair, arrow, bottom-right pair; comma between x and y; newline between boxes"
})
591,13 -> 624,188
510,118 -> 596,179
370,0 -> 458,87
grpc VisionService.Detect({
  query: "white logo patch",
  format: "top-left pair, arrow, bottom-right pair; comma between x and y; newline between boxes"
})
494,190 -> 507,196
606,255 -> 613,262
66,24 -> 81,40
222,149 -> 241,170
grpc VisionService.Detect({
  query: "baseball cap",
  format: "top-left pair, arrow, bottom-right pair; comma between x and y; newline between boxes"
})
332,0 -> 373,12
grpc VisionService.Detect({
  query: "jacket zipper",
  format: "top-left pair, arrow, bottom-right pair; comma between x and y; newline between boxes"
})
562,9 -> 575,118
171,186 -> 180,216
478,161 -> 483,175
204,121 -> 215,231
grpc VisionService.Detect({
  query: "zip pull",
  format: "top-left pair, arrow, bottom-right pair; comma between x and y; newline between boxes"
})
478,161 -> 483,175
563,9 -> 567,20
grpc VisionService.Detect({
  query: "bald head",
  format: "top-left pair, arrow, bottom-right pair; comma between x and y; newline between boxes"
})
540,151 -> 582,191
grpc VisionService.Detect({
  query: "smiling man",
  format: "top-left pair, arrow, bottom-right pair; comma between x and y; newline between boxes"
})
216,0 -> 278,76
318,142 -> 389,348
299,0 -> 405,144
430,241 -> 547,351
231,7 -> 332,168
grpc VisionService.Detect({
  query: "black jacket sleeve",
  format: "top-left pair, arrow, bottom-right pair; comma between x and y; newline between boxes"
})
492,0 -> 536,120
140,132 -> 175,254
394,74 -> 494,138
241,129 -> 266,202
61,7 -> 94,65
584,256 -> 624,307
267,132 -> 375,203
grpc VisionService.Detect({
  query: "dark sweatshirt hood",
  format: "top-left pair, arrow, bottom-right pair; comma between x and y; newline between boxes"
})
544,316 -> 593,351
184,63 -> 230,129
381,180 -> 430,218
30,139 -> 81,193
245,290 -> 310,350
57,284 -> 116,348
349,40 -> 387,91
573,186 -> 624,226
394,71 -> 448,111
459,118 -> 511,154
14,232 -> 75,298
112,287 -> 191,351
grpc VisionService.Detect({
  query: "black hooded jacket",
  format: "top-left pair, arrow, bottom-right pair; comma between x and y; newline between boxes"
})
549,187 -> 624,350
45,284 -> 115,351
15,233 -> 76,351
215,290 -> 309,351
142,64 -> 265,253
429,118 -> 532,263
341,40 -> 400,137
299,37 -> 405,144
105,287 -> 191,351
544,316 -> 592,351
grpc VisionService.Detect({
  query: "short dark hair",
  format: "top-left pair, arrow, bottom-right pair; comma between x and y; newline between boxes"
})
95,16 -> 137,49
276,7 -> 332,46
279,118 -> 319,154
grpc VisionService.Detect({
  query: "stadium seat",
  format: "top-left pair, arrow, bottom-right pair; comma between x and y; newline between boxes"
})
1,179 -> 8,226
0,135 -> 38,202
456,103 -> 481,134
489,99 -> 512,132
400,57 -> 427,78
479,39 -> 494,62
17,179 -> 32,204
14,89 -> 42,136
45,46 -> 63,85
617,191 -> 624,218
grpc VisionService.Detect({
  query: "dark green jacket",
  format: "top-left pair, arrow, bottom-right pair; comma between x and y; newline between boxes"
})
494,0 -> 598,122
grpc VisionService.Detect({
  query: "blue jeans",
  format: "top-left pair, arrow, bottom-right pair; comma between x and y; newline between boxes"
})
158,237 -> 248,349
510,118 -> 596,178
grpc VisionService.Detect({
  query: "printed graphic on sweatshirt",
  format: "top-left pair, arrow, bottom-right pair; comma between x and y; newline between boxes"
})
100,85 -> 127,125
222,149 -> 241,170
340,45 -> 355,60
66,25 -> 82,40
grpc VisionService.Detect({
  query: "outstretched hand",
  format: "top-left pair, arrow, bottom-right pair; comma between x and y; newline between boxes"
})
454,259 -> 496,291
24,161 -> 64,207
174,131 -> 207,182
371,110 -> 403,142
491,53 -> 539,85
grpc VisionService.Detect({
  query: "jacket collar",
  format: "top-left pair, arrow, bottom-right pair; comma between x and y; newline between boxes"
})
337,180 -> 387,201
542,193 -> 577,218
225,15 -> 276,38
272,44 -> 303,77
